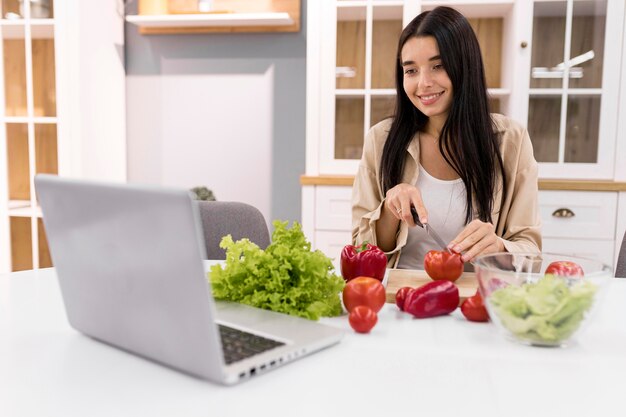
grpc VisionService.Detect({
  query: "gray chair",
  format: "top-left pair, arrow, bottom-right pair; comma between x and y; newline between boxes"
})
616,230 -> 626,278
196,201 -> 270,260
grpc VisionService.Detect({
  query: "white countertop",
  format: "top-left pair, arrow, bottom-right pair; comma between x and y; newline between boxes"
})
1,268 -> 625,417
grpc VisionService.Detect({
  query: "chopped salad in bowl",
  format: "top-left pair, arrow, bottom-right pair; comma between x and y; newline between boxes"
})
474,252 -> 612,347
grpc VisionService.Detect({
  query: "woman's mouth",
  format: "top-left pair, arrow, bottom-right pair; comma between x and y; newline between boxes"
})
418,91 -> 444,105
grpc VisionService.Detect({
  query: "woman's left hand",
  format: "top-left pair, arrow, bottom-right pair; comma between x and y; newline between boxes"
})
448,220 -> 505,263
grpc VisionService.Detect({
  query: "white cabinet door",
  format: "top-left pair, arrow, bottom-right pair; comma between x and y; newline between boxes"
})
528,0 -> 624,179
313,186 -> 352,268
315,186 -> 352,231
539,190 -> 617,269
539,190 -> 617,240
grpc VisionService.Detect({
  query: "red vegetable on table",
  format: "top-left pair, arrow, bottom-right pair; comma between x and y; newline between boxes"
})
403,280 -> 459,318
342,277 -> 386,313
395,286 -> 413,311
424,250 -> 464,282
340,242 -> 387,282
348,305 -> 378,333
461,291 -> 489,322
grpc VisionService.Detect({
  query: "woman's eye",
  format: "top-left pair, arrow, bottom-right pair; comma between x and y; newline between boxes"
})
404,68 -> 416,75
433,64 -> 443,70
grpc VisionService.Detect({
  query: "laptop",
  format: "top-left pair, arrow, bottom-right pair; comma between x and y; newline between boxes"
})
35,174 -> 344,385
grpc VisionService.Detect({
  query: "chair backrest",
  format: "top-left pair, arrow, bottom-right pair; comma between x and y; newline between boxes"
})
616,230 -> 626,278
196,201 -> 270,260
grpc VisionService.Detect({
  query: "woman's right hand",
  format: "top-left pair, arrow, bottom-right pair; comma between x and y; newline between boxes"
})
384,183 -> 428,227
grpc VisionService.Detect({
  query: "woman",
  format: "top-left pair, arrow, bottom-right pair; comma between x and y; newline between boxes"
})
351,6 -> 541,269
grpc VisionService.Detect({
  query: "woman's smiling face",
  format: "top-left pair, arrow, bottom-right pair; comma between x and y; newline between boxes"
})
401,36 -> 453,123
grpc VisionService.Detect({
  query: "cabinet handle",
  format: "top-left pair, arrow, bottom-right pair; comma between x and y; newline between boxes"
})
552,208 -> 575,218
520,41 -> 528,48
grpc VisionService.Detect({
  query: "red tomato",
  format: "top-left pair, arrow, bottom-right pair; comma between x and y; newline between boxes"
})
342,277 -> 386,313
545,261 -> 584,278
461,291 -> 489,322
424,250 -> 464,282
395,287 -> 413,311
348,305 -> 378,333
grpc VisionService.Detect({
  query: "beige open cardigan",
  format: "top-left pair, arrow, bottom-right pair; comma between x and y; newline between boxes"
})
351,113 -> 542,268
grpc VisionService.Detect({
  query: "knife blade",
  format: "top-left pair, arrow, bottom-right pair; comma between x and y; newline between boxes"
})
410,206 -> 451,252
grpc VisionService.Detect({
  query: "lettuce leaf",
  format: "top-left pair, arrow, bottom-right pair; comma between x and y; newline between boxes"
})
208,220 -> 345,320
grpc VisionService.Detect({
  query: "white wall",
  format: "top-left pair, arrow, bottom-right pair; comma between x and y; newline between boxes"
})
124,1 -> 307,228
159,62 -> 274,222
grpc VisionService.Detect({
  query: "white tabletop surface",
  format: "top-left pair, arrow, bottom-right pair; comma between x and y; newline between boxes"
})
1,267 -> 625,417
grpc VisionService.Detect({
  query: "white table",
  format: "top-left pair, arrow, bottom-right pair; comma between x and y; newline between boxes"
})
1,268 -> 625,417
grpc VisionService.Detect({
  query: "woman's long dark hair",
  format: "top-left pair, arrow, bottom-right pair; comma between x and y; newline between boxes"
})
380,6 -> 506,224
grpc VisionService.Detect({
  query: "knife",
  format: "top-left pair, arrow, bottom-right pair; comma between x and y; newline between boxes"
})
410,206 -> 452,253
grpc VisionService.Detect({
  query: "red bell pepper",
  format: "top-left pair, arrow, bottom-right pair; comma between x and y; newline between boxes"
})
340,242 -> 387,282
404,280 -> 459,318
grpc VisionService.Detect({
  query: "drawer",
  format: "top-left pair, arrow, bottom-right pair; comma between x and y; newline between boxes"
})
538,191 -> 617,240
542,238 -> 615,269
314,230 -> 352,271
315,186 -> 352,231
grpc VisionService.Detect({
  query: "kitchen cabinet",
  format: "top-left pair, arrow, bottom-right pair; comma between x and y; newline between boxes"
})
539,190 -> 617,267
303,0 -> 626,272
0,0 -> 126,272
526,0 -> 622,179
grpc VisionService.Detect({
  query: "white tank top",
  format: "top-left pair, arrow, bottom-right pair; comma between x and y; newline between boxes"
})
396,165 -> 468,270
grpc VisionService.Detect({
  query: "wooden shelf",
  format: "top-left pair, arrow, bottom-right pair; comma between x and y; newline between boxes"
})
8,202 -> 41,218
1,116 -> 57,123
0,20 -> 54,39
8,200 -> 30,210
130,0 -> 300,34
126,12 -> 294,32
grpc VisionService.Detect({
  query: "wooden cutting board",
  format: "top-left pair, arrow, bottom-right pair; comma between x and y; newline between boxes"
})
385,269 -> 478,304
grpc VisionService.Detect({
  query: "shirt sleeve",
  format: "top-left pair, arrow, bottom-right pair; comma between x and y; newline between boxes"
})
500,127 -> 542,254
351,126 -> 385,247
351,125 -> 405,260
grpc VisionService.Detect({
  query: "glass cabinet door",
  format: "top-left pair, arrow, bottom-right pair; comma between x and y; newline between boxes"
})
369,5 -> 401,132
528,0 -> 620,178
331,2 -> 402,169
1,0 -> 56,271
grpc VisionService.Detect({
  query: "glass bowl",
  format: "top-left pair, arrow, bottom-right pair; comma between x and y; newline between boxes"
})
473,252 -> 612,347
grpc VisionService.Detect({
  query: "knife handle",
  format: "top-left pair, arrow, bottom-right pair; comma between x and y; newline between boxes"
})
410,206 -> 424,228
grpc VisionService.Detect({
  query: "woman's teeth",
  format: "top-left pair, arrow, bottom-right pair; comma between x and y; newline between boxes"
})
420,92 -> 443,100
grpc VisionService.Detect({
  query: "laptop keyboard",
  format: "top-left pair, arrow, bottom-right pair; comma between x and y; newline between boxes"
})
218,325 -> 285,365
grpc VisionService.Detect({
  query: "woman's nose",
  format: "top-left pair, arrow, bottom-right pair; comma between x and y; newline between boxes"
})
419,72 -> 434,87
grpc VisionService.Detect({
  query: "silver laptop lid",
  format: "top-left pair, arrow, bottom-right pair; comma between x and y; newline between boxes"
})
35,174 -> 226,381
